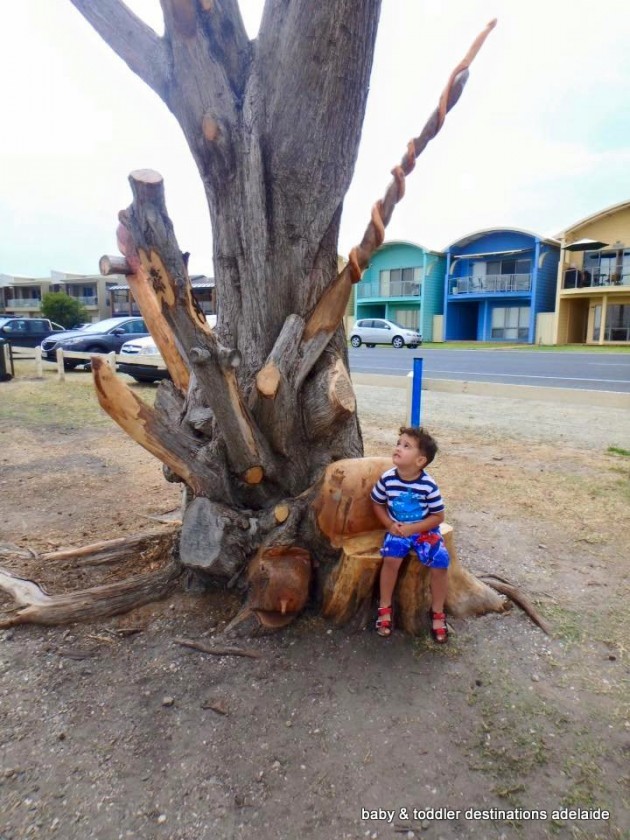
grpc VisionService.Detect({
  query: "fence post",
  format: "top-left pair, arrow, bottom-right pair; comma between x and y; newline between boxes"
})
410,356 -> 423,426
107,351 -> 116,370
56,349 -> 65,382
35,346 -> 43,379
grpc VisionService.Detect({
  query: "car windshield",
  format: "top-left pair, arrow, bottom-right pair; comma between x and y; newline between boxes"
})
78,318 -> 135,334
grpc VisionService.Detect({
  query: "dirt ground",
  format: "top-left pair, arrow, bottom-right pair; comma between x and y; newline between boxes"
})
1,368 -> 629,840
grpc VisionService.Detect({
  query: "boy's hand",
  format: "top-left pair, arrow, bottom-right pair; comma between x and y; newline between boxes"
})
397,523 -> 416,537
389,522 -> 404,536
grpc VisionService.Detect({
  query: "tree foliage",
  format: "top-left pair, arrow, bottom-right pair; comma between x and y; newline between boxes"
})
41,292 -> 88,328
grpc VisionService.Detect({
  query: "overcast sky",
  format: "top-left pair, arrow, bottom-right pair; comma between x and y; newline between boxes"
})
1,0 -> 629,278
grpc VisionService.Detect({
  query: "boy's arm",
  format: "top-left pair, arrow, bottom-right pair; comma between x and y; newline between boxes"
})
397,510 -> 445,537
371,501 -> 402,535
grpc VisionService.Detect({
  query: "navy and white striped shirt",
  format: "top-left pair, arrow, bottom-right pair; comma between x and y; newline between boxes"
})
370,468 -> 445,523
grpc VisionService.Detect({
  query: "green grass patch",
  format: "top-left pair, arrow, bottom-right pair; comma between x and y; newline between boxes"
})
561,756 -> 608,811
0,374 -> 158,431
607,445 -> 630,458
538,604 -> 585,644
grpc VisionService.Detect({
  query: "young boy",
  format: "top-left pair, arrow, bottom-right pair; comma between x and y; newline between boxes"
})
370,426 -> 449,642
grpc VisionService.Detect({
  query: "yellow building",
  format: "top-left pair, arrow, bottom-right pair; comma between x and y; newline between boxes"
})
553,200 -> 630,345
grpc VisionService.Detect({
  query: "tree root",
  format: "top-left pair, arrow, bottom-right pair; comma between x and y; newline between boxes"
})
0,561 -> 181,628
478,574 -> 552,636
0,529 -> 181,628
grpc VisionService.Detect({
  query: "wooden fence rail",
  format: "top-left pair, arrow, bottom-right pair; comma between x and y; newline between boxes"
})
8,346 -> 167,382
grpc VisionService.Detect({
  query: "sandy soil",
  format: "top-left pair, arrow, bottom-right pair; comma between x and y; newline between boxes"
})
0,371 -> 628,840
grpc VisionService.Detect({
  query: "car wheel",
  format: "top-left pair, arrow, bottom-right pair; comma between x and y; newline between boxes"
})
392,336 -> 405,349
366,343 -> 376,348
350,336 -> 362,347
131,375 -> 158,384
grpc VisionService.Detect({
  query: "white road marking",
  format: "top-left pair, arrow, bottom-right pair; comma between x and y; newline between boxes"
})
352,365 -> 630,384
418,369 -> 630,384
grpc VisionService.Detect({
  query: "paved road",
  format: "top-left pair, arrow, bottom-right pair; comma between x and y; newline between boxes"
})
348,347 -> 630,393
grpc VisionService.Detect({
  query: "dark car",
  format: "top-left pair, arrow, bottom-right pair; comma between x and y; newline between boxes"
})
40,316 -> 149,369
0,316 -> 65,348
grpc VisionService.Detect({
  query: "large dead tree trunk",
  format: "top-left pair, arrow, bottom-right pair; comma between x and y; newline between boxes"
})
53,1 -> 504,633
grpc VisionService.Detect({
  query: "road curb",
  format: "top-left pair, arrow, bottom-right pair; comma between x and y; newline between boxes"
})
350,372 -> 630,410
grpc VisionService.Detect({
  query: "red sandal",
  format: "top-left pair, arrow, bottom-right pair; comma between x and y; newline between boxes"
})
430,610 -> 448,644
376,605 -> 393,637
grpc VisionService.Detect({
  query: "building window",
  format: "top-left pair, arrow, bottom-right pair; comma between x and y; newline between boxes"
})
584,249 -> 630,286
486,258 -> 531,276
391,309 -> 418,329
605,305 -> 630,341
491,306 -> 530,339
379,267 -> 421,297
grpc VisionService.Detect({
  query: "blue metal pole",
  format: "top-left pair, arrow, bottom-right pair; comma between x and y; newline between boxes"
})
410,356 -> 423,426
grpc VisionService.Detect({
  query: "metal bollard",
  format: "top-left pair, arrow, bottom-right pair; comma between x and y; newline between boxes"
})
410,356 -> 423,426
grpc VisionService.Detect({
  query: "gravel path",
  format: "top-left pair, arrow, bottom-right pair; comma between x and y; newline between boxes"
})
355,384 -> 630,452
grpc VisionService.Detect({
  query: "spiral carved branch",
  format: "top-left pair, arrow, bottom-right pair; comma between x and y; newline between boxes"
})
346,18 -> 497,282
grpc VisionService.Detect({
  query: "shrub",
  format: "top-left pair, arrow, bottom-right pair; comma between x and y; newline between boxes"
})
41,292 -> 88,329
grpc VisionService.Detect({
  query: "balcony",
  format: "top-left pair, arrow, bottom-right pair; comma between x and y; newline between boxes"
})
450,274 -> 532,295
6,298 -> 42,309
357,279 -> 421,299
563,269 -> 630,290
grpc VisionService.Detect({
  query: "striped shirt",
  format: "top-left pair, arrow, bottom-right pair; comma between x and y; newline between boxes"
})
370,468 -> 445,524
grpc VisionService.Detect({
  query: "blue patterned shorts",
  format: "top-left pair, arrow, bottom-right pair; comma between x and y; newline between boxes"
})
380,529 -> 450,569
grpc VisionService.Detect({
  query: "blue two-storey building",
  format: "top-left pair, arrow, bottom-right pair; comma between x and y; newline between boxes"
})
355,241 -> 446,342
444,229 -> 560,343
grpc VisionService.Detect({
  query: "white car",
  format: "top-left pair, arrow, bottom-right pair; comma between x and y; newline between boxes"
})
118,315 -> 217,383
350,318 -> 422,348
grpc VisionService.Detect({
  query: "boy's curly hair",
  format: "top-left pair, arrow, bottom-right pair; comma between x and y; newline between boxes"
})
398,426 -> 438,465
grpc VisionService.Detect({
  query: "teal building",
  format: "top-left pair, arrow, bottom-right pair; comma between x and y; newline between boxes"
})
354,241 -> 446,341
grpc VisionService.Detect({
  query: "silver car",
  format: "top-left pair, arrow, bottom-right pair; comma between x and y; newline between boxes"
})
350,318 -> 422,348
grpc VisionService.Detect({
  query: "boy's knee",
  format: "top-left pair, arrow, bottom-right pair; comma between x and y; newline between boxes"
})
382,555 -> 403,570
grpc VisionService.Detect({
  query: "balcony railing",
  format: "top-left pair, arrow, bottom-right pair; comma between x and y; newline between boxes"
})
5,298 -> 42,308
563,269 -> 630,289
69,295 -> 98,306
357,280 -> 421,299
451,274 -> 532,295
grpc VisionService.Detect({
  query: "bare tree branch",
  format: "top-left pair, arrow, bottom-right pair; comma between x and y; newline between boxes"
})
69,0 -> 170,100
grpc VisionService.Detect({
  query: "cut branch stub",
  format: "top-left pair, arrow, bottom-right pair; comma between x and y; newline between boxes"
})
252,314 -> 305,460
99,254 -> 133,276
303,355 -> 355,441
91,357 -> 222,496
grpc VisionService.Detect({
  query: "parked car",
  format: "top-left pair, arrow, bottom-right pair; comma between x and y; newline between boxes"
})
0,316 -> 65,348
350,318 -> 422,348
40,316 -> 149,369
118,315 -> 217,383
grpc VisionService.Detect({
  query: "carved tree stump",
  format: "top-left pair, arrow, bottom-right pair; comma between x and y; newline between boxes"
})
316,457 -> 505,630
